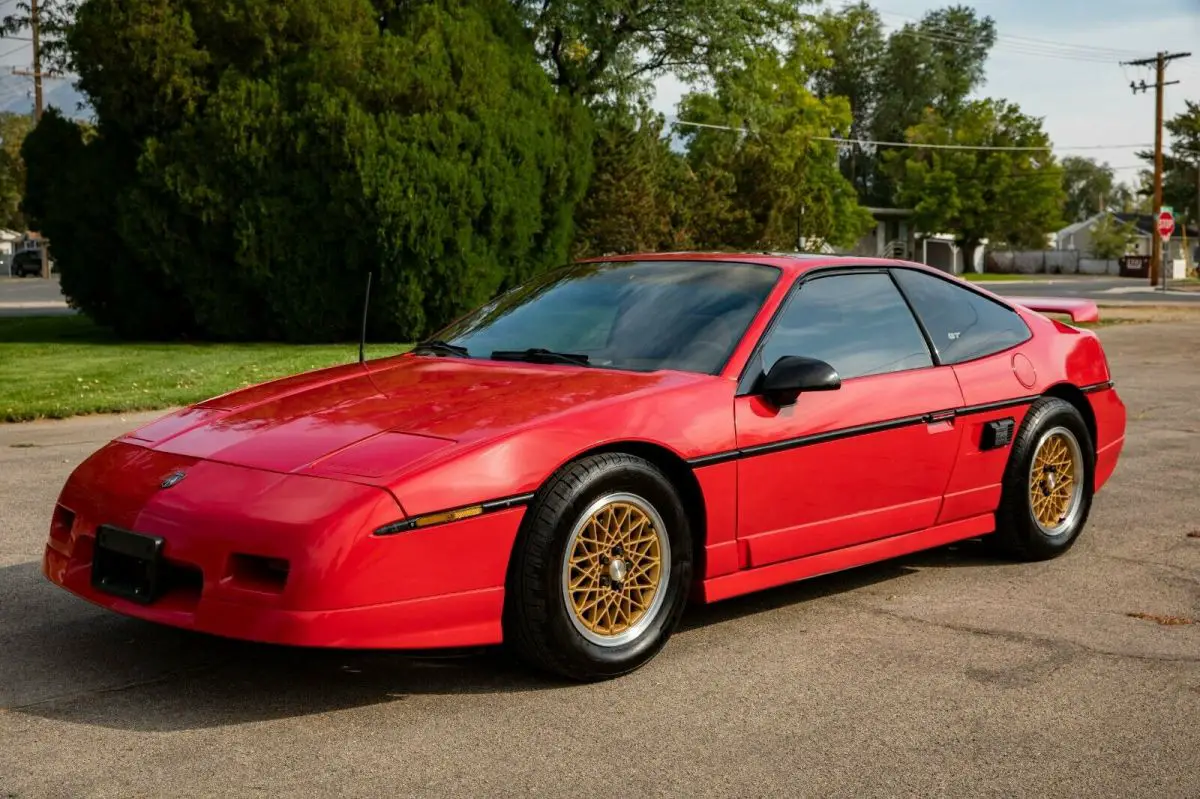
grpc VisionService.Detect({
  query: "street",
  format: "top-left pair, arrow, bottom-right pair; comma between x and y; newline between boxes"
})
0,277 -> 72,318
5,274 -> 1200,320
989,275 -> 1200,305
1,318 -> 1198,797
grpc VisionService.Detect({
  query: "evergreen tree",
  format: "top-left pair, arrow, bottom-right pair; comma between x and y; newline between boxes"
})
23,0 -> 590,341
573,106 -> 684,257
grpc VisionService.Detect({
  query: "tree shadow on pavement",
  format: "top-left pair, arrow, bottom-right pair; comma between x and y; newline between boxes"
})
2,538 -> 1010,733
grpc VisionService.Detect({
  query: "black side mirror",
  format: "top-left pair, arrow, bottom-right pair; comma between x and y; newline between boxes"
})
759,356 -> 841,407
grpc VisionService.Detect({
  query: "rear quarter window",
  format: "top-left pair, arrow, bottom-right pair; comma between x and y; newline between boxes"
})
892,269 -> 1031,364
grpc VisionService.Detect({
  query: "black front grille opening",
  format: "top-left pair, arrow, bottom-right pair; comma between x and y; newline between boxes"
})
227,554 -> 290,594
162,561 -> 204,600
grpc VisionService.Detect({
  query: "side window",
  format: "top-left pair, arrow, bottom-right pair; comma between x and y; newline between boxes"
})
759,273 -> 933,380
892,269 -> 1031,364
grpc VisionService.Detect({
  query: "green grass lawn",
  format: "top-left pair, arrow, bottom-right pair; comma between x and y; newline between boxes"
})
0,315 -> 409,423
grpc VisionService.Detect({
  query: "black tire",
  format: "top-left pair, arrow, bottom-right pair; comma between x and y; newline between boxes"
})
504,453 -> 693,681
990,396 -> 1095,561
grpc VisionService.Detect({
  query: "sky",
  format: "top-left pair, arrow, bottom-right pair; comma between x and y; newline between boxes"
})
651,0 -> 1200,182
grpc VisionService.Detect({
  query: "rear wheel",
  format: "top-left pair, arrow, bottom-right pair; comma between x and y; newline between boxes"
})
991,397 -> 1094,560
504,453 -> 692,681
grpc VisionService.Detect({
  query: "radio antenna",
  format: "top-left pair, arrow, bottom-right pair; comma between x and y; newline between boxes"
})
358,271 -> 373,365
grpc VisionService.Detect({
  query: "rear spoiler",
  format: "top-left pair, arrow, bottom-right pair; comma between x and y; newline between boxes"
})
1010,297 -> 1099,324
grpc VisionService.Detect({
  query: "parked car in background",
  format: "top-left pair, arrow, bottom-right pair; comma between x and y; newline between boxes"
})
8,249 -> 54,277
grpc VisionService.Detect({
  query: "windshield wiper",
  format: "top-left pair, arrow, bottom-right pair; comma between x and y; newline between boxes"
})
490,348 -> 590,367
412,339 -> 470,358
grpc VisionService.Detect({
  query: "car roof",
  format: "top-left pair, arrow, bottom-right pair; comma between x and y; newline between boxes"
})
585,251 -> 913,277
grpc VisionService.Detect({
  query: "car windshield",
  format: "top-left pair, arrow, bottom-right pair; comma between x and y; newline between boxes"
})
429,260 -> 780,374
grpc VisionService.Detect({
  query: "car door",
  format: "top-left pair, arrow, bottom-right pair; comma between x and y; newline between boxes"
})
889,268 -> 1036,525
734,270 -> 965,569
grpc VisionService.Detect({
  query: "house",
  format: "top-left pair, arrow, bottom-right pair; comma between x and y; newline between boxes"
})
844,207 -> 984,274
1055,211 -> 1198,277
0,229 -> 21,252
1057,212 -> 1199,257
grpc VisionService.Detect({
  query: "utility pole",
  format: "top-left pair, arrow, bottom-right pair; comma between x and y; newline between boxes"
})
1123,51 -> 1191,286
30,0 -> 43,123
11,0 -> 49,277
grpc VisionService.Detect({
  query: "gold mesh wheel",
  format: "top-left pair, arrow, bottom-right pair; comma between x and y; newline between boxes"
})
561,493 -> 670,647
1028,427 -> 1083,534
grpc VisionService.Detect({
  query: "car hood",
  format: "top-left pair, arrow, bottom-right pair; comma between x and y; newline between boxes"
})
121,355 -> 706,475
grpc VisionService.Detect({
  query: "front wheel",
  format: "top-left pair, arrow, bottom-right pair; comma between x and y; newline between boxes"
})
504,453 -> 692,681
991,396 -> 1095,561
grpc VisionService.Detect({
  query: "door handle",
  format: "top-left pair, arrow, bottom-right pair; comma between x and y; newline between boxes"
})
923,409 -> 957,424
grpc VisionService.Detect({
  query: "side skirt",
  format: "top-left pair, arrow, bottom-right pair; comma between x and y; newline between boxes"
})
697,513 -> 995,604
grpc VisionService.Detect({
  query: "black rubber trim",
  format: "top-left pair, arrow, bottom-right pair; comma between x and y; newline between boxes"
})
953,394 -> 1040,417
735,265 -> 895,395
481,493 -> 537,512
373,492 -> 536,536
1080,380 -> 1115,394
686,395 -> 1042,468
734,264 -> 1037,396
889,269 -> 944,367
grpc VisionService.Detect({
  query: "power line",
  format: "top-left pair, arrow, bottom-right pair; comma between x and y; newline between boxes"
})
816,135 -> 1051,151
868,5 -> 1144,58
818,136 -> 1158,152
891,28 -> 1121,65
671,120 -> 1154,153
0,39 -> 27,58
861,5 -> 1146,60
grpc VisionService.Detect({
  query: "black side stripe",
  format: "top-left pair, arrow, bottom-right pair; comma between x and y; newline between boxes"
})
375,385 -> 1118,524
374,492 -> 536,536
954,394 -> 1041,417
1080,380 -> 1115,394
686,395 -> 1042,468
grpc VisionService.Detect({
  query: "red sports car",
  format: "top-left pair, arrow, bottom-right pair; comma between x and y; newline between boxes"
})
43,254 -> 1125,680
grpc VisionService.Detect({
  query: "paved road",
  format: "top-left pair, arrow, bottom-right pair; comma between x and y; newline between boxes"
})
988,275 -> 1200,305
0,276 -> 72,317
1,323 -> 1199,797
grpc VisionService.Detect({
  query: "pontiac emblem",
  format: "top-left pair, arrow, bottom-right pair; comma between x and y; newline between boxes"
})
159,471 -> 186,490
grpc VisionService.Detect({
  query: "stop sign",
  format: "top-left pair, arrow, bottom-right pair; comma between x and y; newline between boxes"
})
1157,210 -> 1176,240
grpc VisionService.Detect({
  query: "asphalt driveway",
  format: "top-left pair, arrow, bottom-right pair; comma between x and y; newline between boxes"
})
1,320 -> 1198,797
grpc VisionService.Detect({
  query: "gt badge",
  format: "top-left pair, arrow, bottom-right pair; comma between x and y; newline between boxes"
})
159,471 -> 187,489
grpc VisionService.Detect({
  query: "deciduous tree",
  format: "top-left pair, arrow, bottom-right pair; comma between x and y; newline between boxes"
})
807,2 -> 885,200
889,99 -> 1065,261
1061,156 -> 1117,223
1088,213 -> 1138,260
0,0 -> 78,74
1141,100 -> 1200,226
0,112 -> 33,230
679,46 -> 873,250
806,3 -> 997,207
512,0 -> 803,101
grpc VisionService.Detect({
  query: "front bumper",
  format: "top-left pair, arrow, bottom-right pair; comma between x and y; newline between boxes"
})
43,442 -> 524,649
